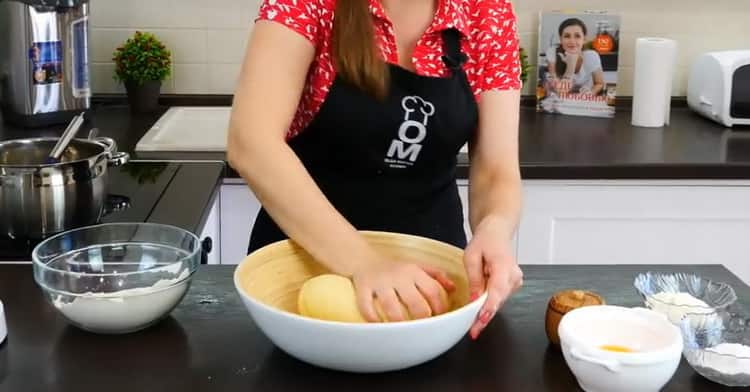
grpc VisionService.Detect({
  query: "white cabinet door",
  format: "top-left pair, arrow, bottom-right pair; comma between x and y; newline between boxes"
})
517,180 -> 750,284
198,195 -> 221,265
219,182 -> 262,265
457,179 -> 472,242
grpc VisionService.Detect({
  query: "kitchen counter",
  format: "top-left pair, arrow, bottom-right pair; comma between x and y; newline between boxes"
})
0,263 -> 747,391
2,101 -> 750,179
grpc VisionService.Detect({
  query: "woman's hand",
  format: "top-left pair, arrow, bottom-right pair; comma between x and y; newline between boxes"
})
557,51 -> 579,79
464,217 -> 524,339
351,256 -> 456,322
553,77 -> 573,94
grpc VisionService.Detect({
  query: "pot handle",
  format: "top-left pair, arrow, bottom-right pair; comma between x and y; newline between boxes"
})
95,137 -> 130,167
569,347 -> 622,373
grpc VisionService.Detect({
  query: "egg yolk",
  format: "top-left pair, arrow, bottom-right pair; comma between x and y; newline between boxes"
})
599,345 -> 634,353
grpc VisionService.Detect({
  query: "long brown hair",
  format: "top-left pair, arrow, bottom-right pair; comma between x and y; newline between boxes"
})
555,18 -> 587,78
332,0 -> 388,99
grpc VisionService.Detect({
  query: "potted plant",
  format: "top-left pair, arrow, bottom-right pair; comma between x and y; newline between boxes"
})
112,31 -> 172,113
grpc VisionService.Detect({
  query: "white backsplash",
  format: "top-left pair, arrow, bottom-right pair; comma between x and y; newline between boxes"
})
89,0 -> 749,96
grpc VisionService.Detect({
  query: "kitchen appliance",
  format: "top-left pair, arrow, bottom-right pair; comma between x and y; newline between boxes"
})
688,50 -> 750,128
0,0 -> 91,127
0,137 -> 129,239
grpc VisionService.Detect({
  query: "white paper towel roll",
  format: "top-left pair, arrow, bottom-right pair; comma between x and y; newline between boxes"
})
631,37 -> 677,127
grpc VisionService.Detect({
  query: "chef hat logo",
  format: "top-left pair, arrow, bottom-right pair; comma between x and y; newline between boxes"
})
402,96 -> 435,119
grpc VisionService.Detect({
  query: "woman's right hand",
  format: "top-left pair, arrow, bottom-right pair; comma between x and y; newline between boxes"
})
351,258 -> 456,322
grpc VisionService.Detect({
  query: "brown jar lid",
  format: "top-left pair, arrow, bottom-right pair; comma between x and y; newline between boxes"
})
548,289 -> 605,314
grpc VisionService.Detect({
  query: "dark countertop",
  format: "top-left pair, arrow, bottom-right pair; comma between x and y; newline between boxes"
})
121,161 -> 223,235
0,263 -> 747,391
3,101 -> 750,179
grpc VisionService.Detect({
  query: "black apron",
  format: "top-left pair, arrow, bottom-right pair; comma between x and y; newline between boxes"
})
248,28 -> 479,253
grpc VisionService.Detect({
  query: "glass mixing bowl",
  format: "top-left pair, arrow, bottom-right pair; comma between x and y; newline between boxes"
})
32,223 -> 203,334
680,309 -> 750,387
633,271 -> 737,328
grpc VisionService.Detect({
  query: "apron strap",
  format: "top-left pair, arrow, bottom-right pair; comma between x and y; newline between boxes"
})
440,28 -> 468,71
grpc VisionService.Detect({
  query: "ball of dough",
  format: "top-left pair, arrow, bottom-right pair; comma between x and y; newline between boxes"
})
298,274 -> 367,323
297,274 -> 450,323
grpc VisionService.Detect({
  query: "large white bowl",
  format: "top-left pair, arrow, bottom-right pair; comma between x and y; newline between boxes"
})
233,231 -> 487,373
558,305 -> 683,392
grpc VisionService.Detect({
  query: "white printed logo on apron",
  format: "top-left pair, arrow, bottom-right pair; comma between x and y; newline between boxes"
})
385,96 -> 435,168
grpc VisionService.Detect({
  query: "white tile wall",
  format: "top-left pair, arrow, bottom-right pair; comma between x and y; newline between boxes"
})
89,0 -> 749,96
89,0 -> 260,94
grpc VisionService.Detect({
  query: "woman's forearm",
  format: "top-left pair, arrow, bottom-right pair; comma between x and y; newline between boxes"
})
227,21 -> 378,276
229,139 -> 378,276
591,82 -> 604,95
469,166 -> 521,242
467,90 -> 522,242
591,70 -> 605,95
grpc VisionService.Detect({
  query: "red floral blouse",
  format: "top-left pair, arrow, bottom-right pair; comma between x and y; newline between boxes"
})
256,0 -> 522,138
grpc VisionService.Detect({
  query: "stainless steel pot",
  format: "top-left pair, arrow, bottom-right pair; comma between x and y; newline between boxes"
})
0,136 -> 129,239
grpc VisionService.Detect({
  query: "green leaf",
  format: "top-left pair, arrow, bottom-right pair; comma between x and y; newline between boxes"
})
112,31 -> 172,84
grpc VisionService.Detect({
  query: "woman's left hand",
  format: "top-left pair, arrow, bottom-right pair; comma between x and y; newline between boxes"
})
464,217 -> 524,340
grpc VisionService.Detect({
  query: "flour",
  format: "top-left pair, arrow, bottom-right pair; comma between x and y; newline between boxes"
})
52,268 -> 191,334
702,343 -> 750,376
645,292 -> 718,328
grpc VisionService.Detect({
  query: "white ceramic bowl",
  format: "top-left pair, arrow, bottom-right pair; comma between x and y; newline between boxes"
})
233,231 -> 488,373
558,305 -> 683,392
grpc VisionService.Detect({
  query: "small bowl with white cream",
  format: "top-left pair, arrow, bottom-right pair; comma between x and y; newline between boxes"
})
679,309 -> 750,387
634,272 -> 737,329
32,223 -> 205,334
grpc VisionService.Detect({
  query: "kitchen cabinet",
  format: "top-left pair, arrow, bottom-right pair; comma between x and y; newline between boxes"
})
217,180 -> 476,265
213,178 -> 750,283
457,179 -> 520,259
219,180 -> 262,265
457,179 -> 471,241
517,180 -> 750,284
198,193 -> 222,265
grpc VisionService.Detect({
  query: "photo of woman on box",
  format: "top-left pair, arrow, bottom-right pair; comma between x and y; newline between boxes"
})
544,18 -> 604,96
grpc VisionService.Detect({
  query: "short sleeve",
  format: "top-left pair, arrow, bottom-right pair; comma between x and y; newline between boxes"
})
256,0 -> 322,45
473,0 -> 522,92
583,50 -> 603,72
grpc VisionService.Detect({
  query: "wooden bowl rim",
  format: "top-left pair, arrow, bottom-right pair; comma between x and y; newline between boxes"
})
233,231 -> 489,328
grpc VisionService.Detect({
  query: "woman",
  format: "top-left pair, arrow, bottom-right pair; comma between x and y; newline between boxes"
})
227,0 -> 523,340
545,18 -> 605,96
